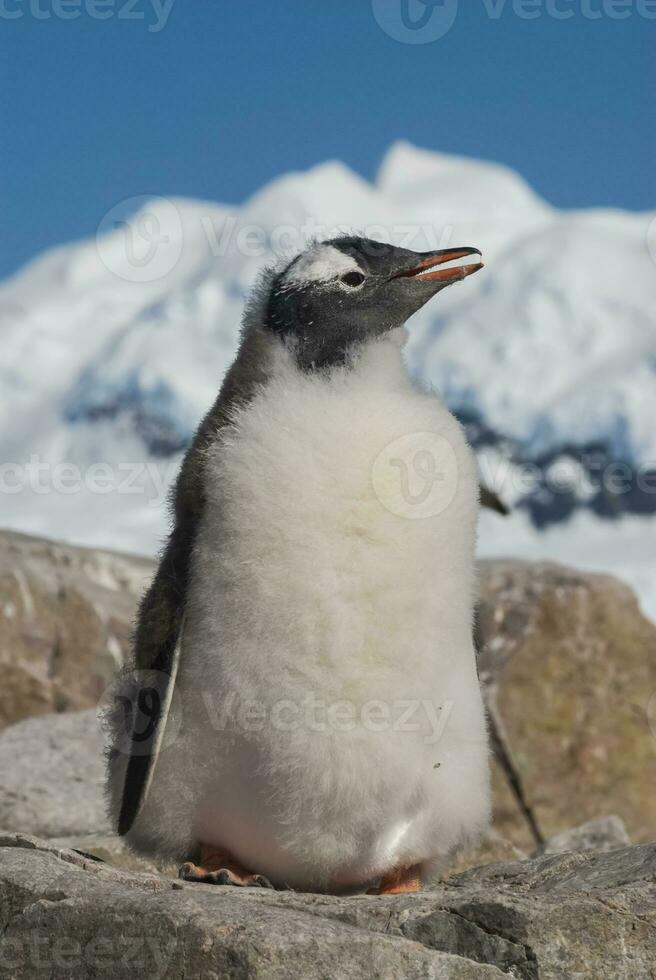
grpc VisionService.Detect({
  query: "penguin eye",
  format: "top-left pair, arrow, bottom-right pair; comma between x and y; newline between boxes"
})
339,271 -> 365,288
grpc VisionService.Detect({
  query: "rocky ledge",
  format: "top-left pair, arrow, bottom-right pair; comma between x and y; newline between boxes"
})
1,833 -> 655,979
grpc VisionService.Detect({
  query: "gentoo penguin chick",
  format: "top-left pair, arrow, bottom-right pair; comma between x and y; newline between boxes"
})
106,237 -> 491,894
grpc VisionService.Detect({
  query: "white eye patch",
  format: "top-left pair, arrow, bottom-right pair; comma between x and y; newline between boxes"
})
282,245 -> 362,288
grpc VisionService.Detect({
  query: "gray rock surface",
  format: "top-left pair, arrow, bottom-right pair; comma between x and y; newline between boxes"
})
0,708 -> 110,838
541,814 -> 631,855
1,833 -> 655,979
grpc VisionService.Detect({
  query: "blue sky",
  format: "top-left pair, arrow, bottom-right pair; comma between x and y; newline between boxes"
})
1,1 -> 653,280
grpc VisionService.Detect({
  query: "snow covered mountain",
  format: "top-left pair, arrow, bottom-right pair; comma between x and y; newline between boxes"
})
1,143 -> 655,614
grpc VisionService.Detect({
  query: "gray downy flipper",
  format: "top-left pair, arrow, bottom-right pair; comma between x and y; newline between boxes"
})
115,534 -> 189,835
115,625 -> 184,836
114,317 -> 275,835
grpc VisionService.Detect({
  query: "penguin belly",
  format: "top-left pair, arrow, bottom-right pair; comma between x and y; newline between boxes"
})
133,335 -> 490,889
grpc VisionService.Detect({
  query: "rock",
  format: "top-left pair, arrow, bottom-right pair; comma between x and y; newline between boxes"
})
445,832 -> 528,877
540,815 -> 630,855
0,707 -> 171,874
1,833 -> 655,979
477,560 -> 656,849
0,529 -> 151,730
0,709 -> 110,838
49,833 -> 170,875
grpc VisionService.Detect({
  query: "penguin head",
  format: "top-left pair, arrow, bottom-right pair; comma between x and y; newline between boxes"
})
265,236 -> 483,370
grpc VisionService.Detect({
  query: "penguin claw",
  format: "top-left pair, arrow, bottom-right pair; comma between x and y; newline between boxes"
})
178,862 -> 274,889
251,874 -> 275,889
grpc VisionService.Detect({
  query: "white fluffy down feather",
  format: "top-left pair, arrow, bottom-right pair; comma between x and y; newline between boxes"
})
120,328 -> 490,890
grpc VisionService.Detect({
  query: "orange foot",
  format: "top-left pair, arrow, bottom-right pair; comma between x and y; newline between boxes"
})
179,843 -> 274,889
369,863 -> 422,895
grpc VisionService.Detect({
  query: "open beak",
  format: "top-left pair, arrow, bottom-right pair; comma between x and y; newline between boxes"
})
392,246 -> 484,286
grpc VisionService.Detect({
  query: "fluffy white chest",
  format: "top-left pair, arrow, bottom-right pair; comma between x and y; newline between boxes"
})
187,335 -> 478,701
141,334 -> 490,888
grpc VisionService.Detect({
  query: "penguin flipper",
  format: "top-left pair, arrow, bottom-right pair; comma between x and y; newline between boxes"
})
114,532 -> 188,836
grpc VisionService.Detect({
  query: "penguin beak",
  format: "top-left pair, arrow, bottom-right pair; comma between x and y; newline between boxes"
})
391,247 -> 484,286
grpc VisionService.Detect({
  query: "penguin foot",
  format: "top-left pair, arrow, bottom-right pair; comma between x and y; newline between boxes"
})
178,864 -> 274,888
369,863 -> 422,895
178,844 -> 274,889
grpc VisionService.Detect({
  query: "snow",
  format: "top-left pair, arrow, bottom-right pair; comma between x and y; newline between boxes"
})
0,141 -> 654,618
